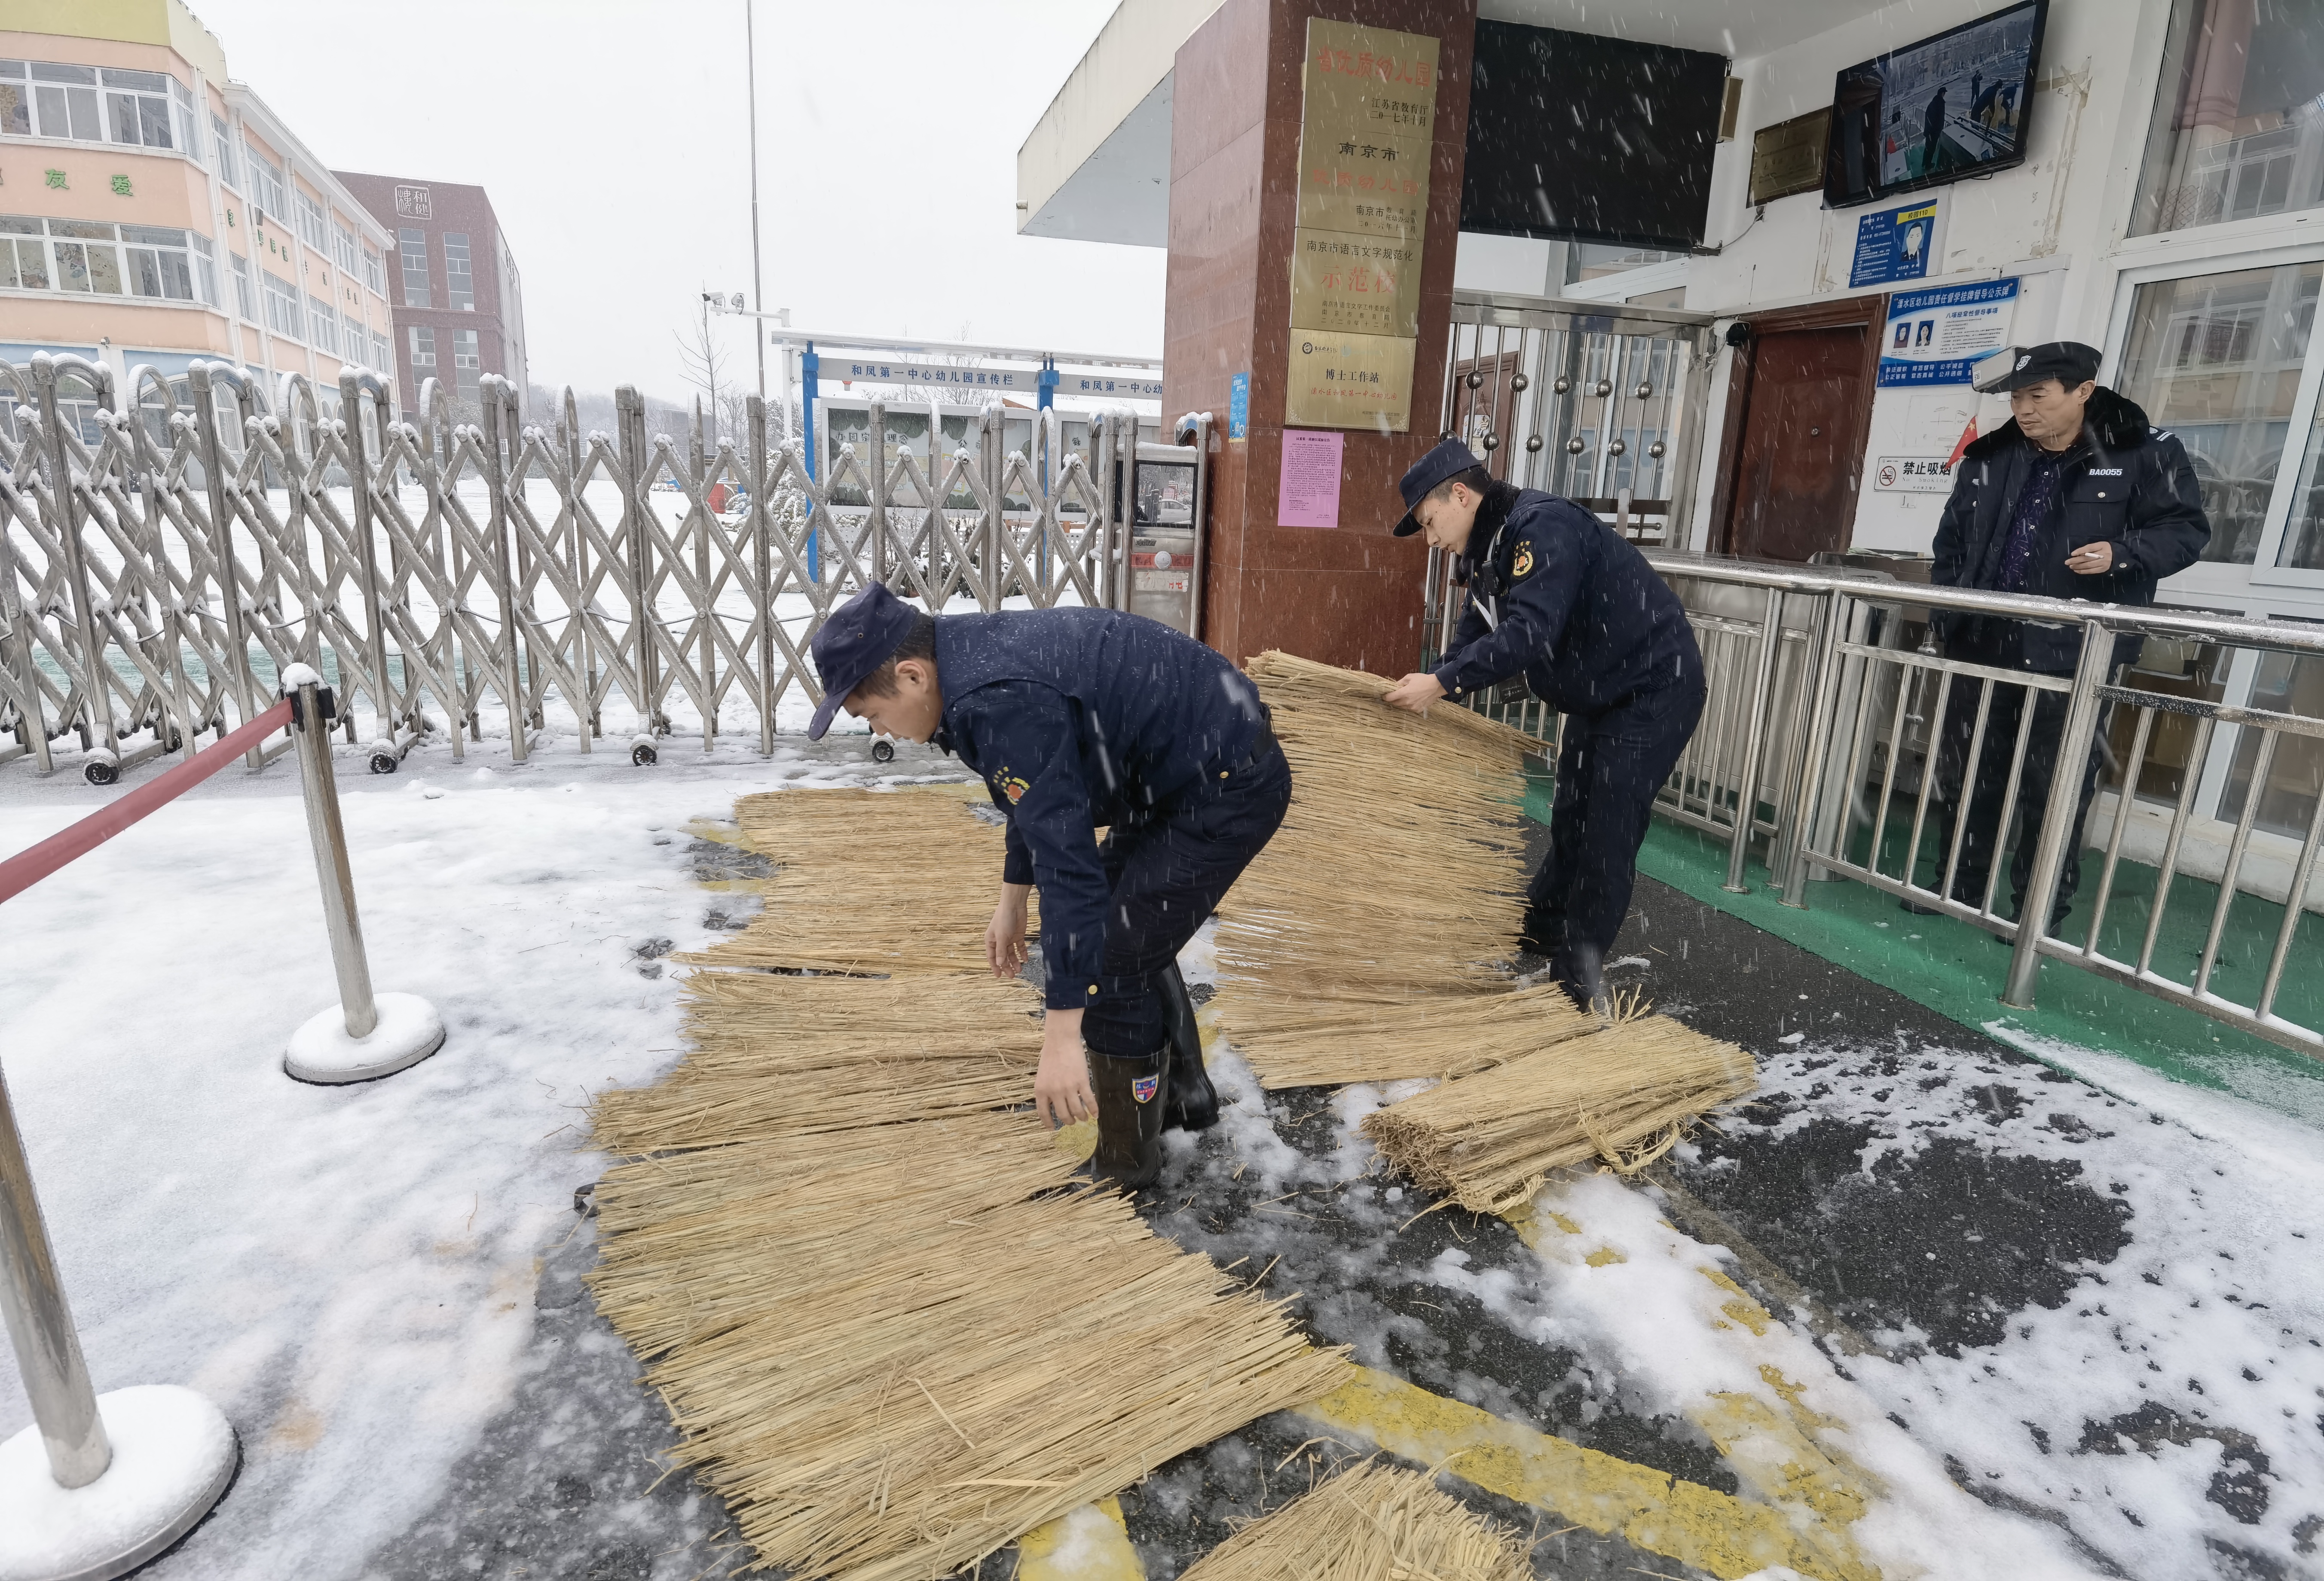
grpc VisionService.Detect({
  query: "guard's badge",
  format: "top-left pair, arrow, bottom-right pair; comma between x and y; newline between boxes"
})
994,769 -> 1030,804
1131,1074 -> 1161,1104
1512,541 -> 1535,579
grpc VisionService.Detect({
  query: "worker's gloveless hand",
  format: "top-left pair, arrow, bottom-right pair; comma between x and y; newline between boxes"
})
1033,1008 -> 1096,1128
987,884 -> 1032,978
1382,671 -> 1446,714
2065,540 -> 2116,575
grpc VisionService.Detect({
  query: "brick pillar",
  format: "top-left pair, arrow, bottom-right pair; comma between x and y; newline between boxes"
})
1166,0 -> 1475,673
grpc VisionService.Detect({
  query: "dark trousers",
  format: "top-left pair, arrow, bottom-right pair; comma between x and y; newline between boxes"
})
1526,678 -> 1706,956
1080,741 -> 1292,1059
1921,656 -> 2109,922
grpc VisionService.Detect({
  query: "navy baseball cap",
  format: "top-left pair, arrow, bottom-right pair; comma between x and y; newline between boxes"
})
1393,438 -> 1486,536
807,582 -> 920,739
1970,341 -> 2102,395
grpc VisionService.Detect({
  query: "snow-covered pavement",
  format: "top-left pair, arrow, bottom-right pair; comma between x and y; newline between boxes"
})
0,733 -> 2317,1579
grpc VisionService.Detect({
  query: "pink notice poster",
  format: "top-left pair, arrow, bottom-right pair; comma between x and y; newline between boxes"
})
1277,429 -> 1345,528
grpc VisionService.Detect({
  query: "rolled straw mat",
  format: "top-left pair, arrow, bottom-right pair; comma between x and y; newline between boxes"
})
1176,1459 -> 1528,1581
1362,1013 -> 1758,1215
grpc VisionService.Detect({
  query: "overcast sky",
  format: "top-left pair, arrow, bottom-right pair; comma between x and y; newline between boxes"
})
189,0 -> 1164,404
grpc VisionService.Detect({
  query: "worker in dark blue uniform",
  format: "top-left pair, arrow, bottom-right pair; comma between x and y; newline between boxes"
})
1381,440 -> 1704,1010
807,582 -> 1290,1189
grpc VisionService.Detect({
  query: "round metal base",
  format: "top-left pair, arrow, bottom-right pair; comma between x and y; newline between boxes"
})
0,1385 -> 238,1581
284,992 -> 446,1085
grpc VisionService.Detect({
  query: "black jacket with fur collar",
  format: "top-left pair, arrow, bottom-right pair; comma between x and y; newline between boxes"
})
1930,385 -> 2209,671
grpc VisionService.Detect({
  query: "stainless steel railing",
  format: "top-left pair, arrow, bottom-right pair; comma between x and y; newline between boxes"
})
0,353 -> 1172,781
1423,547 -> 2324,1058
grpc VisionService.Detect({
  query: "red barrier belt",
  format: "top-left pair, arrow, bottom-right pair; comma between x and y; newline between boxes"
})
0,698 -> 297,907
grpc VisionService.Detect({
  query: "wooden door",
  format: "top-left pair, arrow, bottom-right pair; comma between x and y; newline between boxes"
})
1716,302 -> 1881,562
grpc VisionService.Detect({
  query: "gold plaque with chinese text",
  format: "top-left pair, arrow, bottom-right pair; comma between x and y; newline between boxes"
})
1284,332 -> 1417,432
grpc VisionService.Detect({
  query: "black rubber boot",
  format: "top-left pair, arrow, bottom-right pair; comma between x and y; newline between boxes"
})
1157,962 -> 1219,1133
1516,908 -> 1560,960
1553,940 -> 1607,1015
1089,1045 -> 1169,1189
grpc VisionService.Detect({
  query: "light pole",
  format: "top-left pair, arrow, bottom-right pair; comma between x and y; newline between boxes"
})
746,0 -> 766,406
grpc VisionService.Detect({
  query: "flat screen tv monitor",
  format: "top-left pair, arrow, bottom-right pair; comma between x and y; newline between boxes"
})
1824,0 -> 2048,208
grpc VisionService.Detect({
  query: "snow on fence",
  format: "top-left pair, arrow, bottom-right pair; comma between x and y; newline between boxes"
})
0,352 -> 1149,784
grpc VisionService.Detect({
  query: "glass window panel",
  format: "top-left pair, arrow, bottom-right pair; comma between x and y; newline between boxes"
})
53,239 -> 87,290
126,245 -> 162,296
66,84 -> 98,141
138,94 -> 170,149
0,83 -> 27,136
161,250 -> 193,300
2133,0 -> 2324,237
397,226 -> 430,306
195,252 -> 214,305
30,63 -> 96,84
122,224 -> 183,245
108,91 -> 141,145
17,236 -> 48,290
407,324 -> 436,368
0,215 -> 37,235
211,114 -> 234,186
51,220 -> 115,239
2115,261 -> 2323,564
0,60 -> 24,77
2220,649 -> 2324,836
0,239 -> 16,290
84,241 -> 120,294
32,83 -> 65,136
443,232 -> 473,310
230,253 -> 254,320
98,68 -> 167,90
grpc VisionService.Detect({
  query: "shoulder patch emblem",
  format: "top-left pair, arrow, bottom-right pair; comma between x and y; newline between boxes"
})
994,768 -> 1030,804
1512,541 -> 1535,579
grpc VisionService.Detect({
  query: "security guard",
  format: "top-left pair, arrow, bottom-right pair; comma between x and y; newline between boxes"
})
1382,440 -> 1704,1009
1920,341 -> 2208,928
807,583 -> 1291,1188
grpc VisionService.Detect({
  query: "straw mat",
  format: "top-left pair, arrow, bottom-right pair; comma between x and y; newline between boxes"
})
1177,1459 -> 1529,1581
589,784 -> 1349,1580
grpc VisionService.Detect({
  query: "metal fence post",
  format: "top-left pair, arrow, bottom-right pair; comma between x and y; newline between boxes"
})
1779,589 -> 1850,907
338,370 -> 397,746
280,670 -> 445,1083
477,377 -> 530,763
31,356 -> 119,762
1724,583 -> 1783,893
748,394 -> 775,755
2002,619 -> 2116,1009
0,1056 -> 239,1577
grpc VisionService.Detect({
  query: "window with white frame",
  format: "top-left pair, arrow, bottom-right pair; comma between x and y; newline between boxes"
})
245,141 -> 286,222
330,218 -> 358,276
2115,262 -> 2323,565
397,227 -> 430,307
230,252 -> 255,320
451,326 -> 481,401
407,324 -> 437,386
373,329 -> 394,375
361,244 -> 383,295
293,189 -> 326,252
307,292 -> 338,355
0,214 -> 215,304
2132,0 -> 2324,238
443,231 -> 474,310
0,60 -> 195,153
210,112 -> 236,187
262,268 -> 301,337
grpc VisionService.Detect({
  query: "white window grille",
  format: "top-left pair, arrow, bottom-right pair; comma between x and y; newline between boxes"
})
210,112 -> 236,188
307,293 -> 338,355
0,215 -> 212,304
451,327 -> 481,402
262,269 -> 301,337
397,227 -> 430,307
293,189 -> 326,251
230,252 -> 255,320
443,232 -> 474,310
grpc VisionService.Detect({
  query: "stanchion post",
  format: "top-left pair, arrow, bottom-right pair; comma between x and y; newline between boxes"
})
0,1062 -> 107,1488
280,665 -> 444,1083
288,670 -> 378,1040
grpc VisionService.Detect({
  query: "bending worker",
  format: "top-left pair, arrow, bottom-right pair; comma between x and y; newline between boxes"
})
806,582 -> 1290,1188
1382,440 -> 1703,1010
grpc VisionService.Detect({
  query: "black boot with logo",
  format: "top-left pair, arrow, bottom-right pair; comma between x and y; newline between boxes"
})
1156,962 -> 1219,1133
1089,1044 -> 1170,1189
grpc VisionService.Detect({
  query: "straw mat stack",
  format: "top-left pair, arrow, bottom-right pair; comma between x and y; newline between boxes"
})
1217,652 -> 1755,1193
589,784 -> 1349,1581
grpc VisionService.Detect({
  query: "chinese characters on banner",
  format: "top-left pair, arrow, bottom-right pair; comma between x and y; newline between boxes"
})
1284,17 -> 1437,432
1876,277 -> 2018,388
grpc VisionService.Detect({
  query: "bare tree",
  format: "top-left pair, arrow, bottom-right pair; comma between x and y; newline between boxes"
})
677,292 -> 734,452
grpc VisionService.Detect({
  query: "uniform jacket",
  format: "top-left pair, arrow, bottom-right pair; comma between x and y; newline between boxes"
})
1431,483 -> 1702,716
930,607 -> 1269,1010
1930,386 -> 2209,672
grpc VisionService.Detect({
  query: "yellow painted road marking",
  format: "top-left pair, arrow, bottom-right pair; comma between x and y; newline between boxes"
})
1298,1366 -> 1874,1581
1017,1495 -> 1145,1580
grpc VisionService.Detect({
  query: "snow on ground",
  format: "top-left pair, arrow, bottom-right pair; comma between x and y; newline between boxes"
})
1678,1034 -> 2324,1580
0,733 -> 922,1577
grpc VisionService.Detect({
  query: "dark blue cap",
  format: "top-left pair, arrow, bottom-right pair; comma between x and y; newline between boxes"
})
1393,439 -> 1485,536
807,582 -> 920,739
